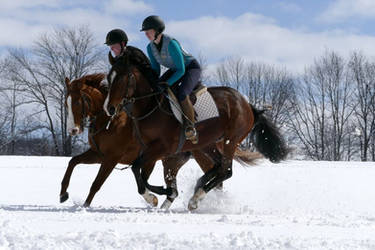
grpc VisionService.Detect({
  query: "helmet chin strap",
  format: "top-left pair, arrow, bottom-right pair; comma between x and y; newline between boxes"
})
119,43 -> 127,56
153,32 -> 161,42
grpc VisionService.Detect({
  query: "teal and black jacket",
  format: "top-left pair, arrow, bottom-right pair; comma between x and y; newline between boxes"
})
147,34 -> 194,86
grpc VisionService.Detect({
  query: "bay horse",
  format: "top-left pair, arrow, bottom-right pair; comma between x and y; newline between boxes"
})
104,53 -> 288,210
60,73 -> 258,209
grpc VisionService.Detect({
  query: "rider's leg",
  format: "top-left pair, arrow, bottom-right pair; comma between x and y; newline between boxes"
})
178,60 -> 202,144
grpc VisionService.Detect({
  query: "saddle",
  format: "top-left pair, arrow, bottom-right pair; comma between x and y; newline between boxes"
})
168,81 -> 206,105
167,82 -> 219,124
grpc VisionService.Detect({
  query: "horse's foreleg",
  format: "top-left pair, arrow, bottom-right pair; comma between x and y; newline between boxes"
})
60,149 -> 101,203
83,159 -> 116,207
140,161 -> 160,207
131,156 -> 146,195
160,152 -> 191,209
132,143 -> 173,196
129,155 -> 157,207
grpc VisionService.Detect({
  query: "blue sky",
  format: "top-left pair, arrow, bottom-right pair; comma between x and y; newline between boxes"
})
1,0 -> 375,72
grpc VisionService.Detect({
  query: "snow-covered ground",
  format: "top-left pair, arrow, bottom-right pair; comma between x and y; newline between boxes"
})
0,155 -> 375,249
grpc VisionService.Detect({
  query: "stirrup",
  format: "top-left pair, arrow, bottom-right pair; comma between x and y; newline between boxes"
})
185,126 -> 198,144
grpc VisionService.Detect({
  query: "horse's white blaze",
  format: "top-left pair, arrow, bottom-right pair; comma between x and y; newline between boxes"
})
100,76 -> 108,87
109,70 -> 117,84
103,70 -> 117,116
103,94 -> 110,116
67,96 -> 79,134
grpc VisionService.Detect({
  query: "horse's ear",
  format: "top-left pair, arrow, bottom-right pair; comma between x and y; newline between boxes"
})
108,51 -> 115,65
76,80 -> 84,90
65,77 -> 70,89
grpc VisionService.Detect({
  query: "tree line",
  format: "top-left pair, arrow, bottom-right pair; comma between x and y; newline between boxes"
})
0,26 -> 374,161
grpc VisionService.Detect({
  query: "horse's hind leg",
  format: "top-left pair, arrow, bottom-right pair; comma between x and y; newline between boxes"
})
188,141 -> 237,210
83,158 -> 117,207
192,144 -> 224,193
160,152 -> 191,209
60,149 -> 101,203
160,147 -> 222,210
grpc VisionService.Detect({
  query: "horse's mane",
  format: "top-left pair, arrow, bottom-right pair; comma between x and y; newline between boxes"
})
73,73 -> 108,95
111,50 -> 158,90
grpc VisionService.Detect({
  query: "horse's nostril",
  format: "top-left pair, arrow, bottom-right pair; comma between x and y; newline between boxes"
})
108,106 -> 115,116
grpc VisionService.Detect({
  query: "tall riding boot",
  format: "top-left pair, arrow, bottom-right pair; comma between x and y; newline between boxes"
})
180,97 -> 198,144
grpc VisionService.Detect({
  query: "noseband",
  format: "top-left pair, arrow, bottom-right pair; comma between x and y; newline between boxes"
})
111,68 -> 162,120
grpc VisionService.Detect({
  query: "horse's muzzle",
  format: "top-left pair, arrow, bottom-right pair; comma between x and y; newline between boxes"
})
69,127 -> 81,136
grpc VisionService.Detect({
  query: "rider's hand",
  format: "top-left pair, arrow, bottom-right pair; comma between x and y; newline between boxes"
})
158,81 -> 170,91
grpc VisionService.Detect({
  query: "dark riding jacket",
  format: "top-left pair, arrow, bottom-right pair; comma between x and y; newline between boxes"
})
122,45 -> 158,84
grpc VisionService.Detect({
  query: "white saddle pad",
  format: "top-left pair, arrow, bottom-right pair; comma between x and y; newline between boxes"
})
169,88 -> 220,124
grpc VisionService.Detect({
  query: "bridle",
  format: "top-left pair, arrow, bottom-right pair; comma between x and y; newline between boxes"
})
110,67 -> 163,120
80,93 -> 91,129
108,67 -> 165,150
69,89 -> 107,157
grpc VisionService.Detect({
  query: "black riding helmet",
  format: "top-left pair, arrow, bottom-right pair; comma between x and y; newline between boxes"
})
105,29 -> 128,45
140,15 -> 165,33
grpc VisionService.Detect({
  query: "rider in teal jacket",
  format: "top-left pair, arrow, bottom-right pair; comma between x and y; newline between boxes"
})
141,15 -> 201,144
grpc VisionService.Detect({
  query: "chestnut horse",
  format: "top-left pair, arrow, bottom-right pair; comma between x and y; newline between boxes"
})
60,73 -> 257,209
105,53 -> 288,210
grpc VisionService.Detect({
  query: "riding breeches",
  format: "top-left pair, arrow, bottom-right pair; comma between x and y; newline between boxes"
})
159,59 -> 202,101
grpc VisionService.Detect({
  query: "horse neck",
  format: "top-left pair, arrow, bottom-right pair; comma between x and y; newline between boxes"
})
132,74 -> 157,114
85,86 -> 105,117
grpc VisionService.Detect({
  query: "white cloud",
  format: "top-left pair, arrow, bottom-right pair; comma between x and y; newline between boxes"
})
319,0 -> 375,22
275,2 -> 302,13
105,0 -> 153,15
0,0 -> 60,10
1,2 -> 375,74
166,13 -> 375,72
0,1 -> 144,48
0,18 -> 50,47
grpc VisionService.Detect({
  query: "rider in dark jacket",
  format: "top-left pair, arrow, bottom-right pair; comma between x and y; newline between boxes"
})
105,29 -> 158,86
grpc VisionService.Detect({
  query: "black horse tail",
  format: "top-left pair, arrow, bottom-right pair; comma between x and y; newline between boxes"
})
249,105 -> 289,163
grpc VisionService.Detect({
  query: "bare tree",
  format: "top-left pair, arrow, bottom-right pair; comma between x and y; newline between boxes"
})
215,58 -> 295,148
196,52 -> 211,83
215,56 -> 245,91
4,25 -> 104,155
33,25 -> 104,155
0,57 -> 33,154
348,51 -> 375,161
4,49 -> 61,155
244,63 -> 295,125
287,50 -> 355,160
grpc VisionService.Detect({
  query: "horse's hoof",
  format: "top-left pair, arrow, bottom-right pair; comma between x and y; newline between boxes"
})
83,202 -> 90,208
160,198 -> 173,210
188,199 -> 198,211
214,182 -> 224,191
168,188 -> 178,199
188,188 -> 206,211
151,195 -> 158,207
143,190 -> 158,207
60,192 -> 69,203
